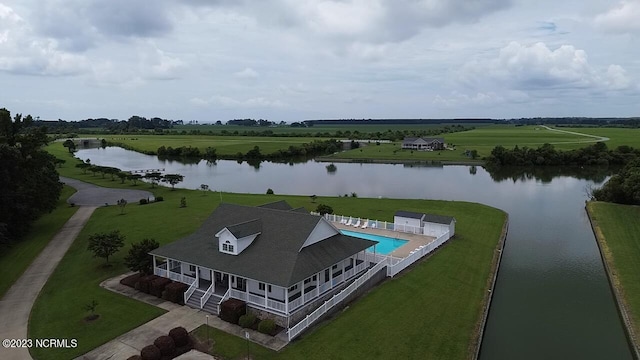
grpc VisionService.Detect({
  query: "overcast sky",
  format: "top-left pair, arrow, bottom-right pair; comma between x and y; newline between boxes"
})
0,0 -> 638,122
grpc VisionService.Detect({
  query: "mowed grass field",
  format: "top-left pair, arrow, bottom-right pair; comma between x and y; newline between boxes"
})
0,186 -> 77,299
587,202 -> 640,347
29,155 -> 506,360
325,125 -> 602,162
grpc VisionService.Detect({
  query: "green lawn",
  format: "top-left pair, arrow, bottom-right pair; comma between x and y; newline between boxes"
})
29,155 -> 506,359
587,202 -> 640,342
558,127 -> 640,149
0,185 -> 78,299
325,125 -> 594,162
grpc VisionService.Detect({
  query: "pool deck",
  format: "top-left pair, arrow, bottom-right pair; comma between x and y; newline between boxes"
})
333,223 -> 436,258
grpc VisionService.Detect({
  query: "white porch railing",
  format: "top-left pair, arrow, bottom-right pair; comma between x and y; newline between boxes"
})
184,280 -> 197,304
303,291 -> 315,303
230,289 -> 247,301
249,293 -> 265,306
287,259 -> 388,341
217,288 -> 231,314
200,282 -> 215,308
267,299 -> 286,313
289,296 -> 304,311
154,268 -> 167,277
182,274 -> 196,285
319,282 -> 331,295
387,231 -> 450,277
168,271 -> 181,282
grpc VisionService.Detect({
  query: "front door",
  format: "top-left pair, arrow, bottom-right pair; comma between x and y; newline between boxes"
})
214,271 -> 229,289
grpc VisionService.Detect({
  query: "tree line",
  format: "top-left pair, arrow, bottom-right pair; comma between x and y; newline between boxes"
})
592,159 -> 640,205
0,108 -> 62,245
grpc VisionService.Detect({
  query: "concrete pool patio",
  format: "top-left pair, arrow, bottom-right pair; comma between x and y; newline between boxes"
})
333,222 -> 437,258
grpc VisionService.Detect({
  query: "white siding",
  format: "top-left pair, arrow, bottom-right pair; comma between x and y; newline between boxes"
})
423,222 -> 452,237
300,218 -> 339,249
394,216 -> 422,231
236,233 -> 259,253
216,228 -> 238,254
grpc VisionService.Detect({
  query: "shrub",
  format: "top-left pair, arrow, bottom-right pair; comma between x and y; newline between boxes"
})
153,335 -> 176,357
258,319 -> 276,335
266,188 -> 274,195
135,275 -> 158,294
154,196 -> 163,202
315,204 -> 334,215
139,198 -> 149,205
219,298 -> 246,325
169,326 -> 189,347
120,273 -> 142,288
238,313 -> 257,328
140,345 -> 161,360
162,282 -> 188,305
150,277 -> 172,298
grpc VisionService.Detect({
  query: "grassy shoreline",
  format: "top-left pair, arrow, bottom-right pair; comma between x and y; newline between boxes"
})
0,185 -> 78,299
586,202 -> 640,358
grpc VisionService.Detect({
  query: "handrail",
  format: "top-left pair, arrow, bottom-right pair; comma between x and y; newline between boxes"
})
184,280 -> 197,304
200,282 -> 215,309
217,288 -> 231,314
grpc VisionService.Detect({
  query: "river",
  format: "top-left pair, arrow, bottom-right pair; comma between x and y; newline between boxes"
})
75,146 -> 633,359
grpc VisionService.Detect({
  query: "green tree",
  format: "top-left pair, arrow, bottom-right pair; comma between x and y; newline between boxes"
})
124,238 -> 159,275
315,204 -> 334,215
145,172 -> 162,188
63,139 -> 76,153
87,230 -> 125,265
117,198 -> 128,215
162,174 -> 184,190
75,162 -> 91,174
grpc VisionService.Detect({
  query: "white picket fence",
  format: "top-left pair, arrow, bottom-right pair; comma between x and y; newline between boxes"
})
387,231 -> 450,277
317,212 -> 424,234
287,259 -> 388,341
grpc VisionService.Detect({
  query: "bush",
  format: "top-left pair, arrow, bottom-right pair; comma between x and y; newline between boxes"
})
219,298 -> 246,325
169,326 -> 189,347
266,188 -> 274,195
154,196 -> 163,202
153,335 -> 176,357
150,277 -> 172,298
120,273 -> 142,288
139,198 -> 149,205
315,204 -> 334,215
238,313 -> 257,328
135,275 -> 159,294
258,319 -> 276,335
162,282 -> 188,305
140,345 -> 161,360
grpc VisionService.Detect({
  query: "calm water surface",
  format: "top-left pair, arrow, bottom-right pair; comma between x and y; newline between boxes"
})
75,147 -> 633,359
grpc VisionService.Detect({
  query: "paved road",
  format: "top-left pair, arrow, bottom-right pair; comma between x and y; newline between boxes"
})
61,176 -> 153,206
541,125 -> 610,144
0,178 -> 154,360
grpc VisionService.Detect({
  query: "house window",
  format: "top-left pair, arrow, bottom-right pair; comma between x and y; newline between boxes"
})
289,284 -> 298,292
325,269 -> 330,282
222,240 -> 234,253
189,265 -> 196,272
235,277 -> 246,291
332,264 -> 338,270
259,283 -> 265,291
268,285 -> 272,292
313,275 -> 317,281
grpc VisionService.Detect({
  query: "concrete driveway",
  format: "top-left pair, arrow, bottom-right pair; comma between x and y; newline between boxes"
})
61,176 -> 153,206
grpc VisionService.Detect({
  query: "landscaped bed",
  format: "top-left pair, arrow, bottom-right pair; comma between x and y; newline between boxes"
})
28,151 -> 507,360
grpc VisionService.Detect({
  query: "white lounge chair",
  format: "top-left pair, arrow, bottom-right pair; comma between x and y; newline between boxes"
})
340,217 -> 347,224
345,218 -> 353,226
371,222 -> 377,229
353,219 -> 361,227
361,220 -> 368,229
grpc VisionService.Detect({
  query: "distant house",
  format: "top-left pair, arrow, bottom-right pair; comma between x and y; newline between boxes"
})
150,201 -> 376,327
402,137 -> 445,151
393,211 -> 455,237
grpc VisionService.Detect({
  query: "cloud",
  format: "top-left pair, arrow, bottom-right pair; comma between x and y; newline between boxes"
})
190,95 -> 287,108
460,41 -> 632,91
0,3 -> 90,76
142,48 -> 186,80
595,1 -> 640,33
234,67 -> 259,79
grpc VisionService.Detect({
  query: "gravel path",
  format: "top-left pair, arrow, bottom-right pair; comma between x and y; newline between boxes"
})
61,176 -> 153,206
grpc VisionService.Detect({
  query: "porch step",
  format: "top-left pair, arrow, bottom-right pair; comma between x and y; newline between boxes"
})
184,289 -> 223,315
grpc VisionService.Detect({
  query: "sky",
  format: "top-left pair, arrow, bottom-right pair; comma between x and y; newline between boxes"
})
0,0 -> 638,122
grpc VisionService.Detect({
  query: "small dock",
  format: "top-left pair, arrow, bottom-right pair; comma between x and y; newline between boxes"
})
130,168 -> 165,174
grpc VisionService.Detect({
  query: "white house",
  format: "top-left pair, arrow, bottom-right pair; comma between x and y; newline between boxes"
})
401,137 -> 445,151
150,201 -> 377,326
393,211 -> 455,237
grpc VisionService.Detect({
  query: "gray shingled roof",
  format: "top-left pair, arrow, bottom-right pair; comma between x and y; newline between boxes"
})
395,210 -> 424,219
226,219 -> 262,238
151,202 -> 375,287
423,214 -> 455,225
257,200 -> 293,211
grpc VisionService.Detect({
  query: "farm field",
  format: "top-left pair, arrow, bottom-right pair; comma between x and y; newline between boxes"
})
29,156 -> 506,360
587,202 -> 640,352
557,127 -> 640,149
325,125 -> 602,162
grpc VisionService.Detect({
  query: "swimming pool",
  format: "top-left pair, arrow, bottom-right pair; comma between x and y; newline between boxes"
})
341,230 -> 409,255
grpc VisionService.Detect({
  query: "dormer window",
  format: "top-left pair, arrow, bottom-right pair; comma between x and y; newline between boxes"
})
222,241 -> 234,253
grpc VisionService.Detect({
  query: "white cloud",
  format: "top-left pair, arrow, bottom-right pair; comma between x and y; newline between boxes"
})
142,48 -> 186,80
460,41 -> 632,92
234,67 -> 259,79
595,1 -> 640,33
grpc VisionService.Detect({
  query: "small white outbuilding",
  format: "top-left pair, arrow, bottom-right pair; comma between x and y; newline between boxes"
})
393,210 -> 456,237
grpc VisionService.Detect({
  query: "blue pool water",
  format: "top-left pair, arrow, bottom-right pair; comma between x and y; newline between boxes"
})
341,230 -> 408,255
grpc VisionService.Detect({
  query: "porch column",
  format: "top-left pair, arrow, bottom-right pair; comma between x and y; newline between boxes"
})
342,260 -> 346,283
285,287 -> 289,314
264,283 -> 268,307
212,270 -> 215,293
152,256 -> 156,274
330,265 -> 334,289
179,261 -> 184,282
227,273 -> 231,289
316,271 -> 320,297
301,280 -> 305,304
245,279 -> 249,299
